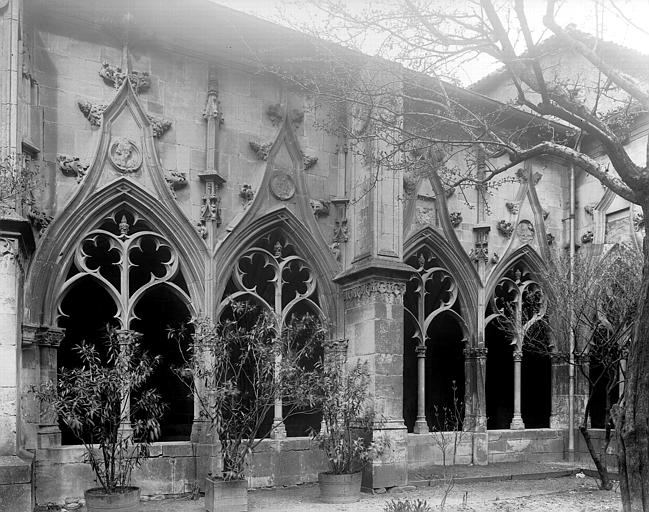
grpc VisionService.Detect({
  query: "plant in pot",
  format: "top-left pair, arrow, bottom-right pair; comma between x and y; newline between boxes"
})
311,354 -> 384,504
35,328 -> 166,512
172,301 -> 323,512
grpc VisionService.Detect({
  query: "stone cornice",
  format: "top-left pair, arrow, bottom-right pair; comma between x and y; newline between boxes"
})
333,256 -> 413,287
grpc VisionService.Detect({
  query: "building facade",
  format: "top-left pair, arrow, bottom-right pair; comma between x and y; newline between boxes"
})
0,0 -> 646,509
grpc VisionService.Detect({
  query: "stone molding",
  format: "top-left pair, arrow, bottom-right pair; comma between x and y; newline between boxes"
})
343,280 -> 406,306
22,324 -> 65,347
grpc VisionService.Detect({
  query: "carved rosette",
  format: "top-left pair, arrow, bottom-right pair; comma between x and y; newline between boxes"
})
108,137 -> 142,173
270,171 -> 296,201
343,280 -> 407,307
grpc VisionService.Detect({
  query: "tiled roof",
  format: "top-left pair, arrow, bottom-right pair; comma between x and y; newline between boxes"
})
471,27 -> 649,92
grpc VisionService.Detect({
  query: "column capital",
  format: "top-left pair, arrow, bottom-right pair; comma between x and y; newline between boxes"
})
512,349 -> 523,362
415,344 -> 427,357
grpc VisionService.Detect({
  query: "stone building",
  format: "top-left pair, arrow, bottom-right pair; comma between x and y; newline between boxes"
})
0,0 -> 645,509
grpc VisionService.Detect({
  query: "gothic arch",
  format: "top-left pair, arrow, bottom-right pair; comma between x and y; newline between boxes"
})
485,244 -> 547,303
404,226 -> 479,338
25,179 -> 206,327
214,207 -> 339,334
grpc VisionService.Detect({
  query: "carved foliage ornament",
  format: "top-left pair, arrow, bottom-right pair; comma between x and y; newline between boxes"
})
58,155 -> 89,182
109,137 -> 142,173
497,220 -> 514,239
249,141 -> 272,161
506,201 -> 520,215
343,280 -> 406,306
99,62 -> 151,93
449,212 -> 462,228
77,100 -> 171,137
581,230 -> 594,244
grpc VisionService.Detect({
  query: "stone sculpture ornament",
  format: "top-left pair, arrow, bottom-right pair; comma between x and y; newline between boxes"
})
497,220 -> 514,239
270,171 -> 296,201
57,155 -> 89,182
109,137 -> 142,173
516,220 -> 535,244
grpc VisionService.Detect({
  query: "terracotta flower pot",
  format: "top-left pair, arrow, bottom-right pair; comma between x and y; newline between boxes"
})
318,471 -> 362,503
205,476 -> 248,512
84,486 -> 140,512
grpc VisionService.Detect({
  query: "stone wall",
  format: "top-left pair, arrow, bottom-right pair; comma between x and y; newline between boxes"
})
487,429 -> 565,463
407,433 -> 474,470
35,438 -> 327,505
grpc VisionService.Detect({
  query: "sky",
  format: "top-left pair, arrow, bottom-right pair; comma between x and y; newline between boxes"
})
209,0 -> 649,85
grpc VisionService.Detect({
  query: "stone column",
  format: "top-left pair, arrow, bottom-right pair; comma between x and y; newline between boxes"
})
270,349 -> 286,439
510,349 -> 525,430
0,223 -> 34,510
35,327 -> 64,448
462,347 -> 476,431
413,344 -> 428,434
116,330 -> 140,436
337,272 -> 410,490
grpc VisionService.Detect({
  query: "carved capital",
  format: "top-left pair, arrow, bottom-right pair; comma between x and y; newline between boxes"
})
415,344 -> 427,357
343,280 -> 407,306
512,350 -> 523,362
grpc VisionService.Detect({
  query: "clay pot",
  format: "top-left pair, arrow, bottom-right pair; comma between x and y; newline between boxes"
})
318,471 -> 362,503
84,486 -> 140,512
205,476 -> 248,512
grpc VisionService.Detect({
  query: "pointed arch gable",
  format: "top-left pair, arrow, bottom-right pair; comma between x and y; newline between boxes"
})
485,244 -> 547,302
25,179 -> 206,326
214,206 -> 339,333
404,226 -> 479,336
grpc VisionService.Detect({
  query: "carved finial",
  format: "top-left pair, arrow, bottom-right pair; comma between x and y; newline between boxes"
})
273,241 -> 283,258
118,215 -> 130,237
203,67 -> 224,124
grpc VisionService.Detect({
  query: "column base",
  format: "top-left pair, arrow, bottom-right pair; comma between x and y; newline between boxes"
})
270,421 -> 286,439
0,455 -> 33,512
37,426 -> 61,449
412,418 -> 428,434
510,415 -> 525,430
194,442 -> 222,490
362,425 -> 408,491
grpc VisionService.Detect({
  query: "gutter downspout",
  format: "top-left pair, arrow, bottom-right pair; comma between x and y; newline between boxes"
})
568,135 -> 582,462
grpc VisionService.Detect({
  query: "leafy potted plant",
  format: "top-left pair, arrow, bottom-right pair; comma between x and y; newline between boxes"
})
36,328 -> 165,512
173,302 -> 323,512
311,354 -> 383,504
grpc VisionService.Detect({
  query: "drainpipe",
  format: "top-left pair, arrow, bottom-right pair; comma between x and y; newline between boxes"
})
567,135 -> 581,462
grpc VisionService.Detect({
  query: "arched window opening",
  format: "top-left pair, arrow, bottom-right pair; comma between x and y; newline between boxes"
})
217,228 -> 325,438
403,247 -> 466,434
56,209 -> 193,444
486,264 -> 550,430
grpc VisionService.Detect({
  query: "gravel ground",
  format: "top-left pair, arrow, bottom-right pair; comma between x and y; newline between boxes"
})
137,475 -> 622,512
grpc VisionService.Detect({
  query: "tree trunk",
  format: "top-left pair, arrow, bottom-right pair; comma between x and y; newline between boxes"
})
580,425 -> 611,490
616,204 -> 649,512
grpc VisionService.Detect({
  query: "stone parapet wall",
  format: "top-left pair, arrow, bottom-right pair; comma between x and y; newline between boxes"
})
487,429 -> 565,463
35,438 -> 327,506
407,432 -> 474,470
